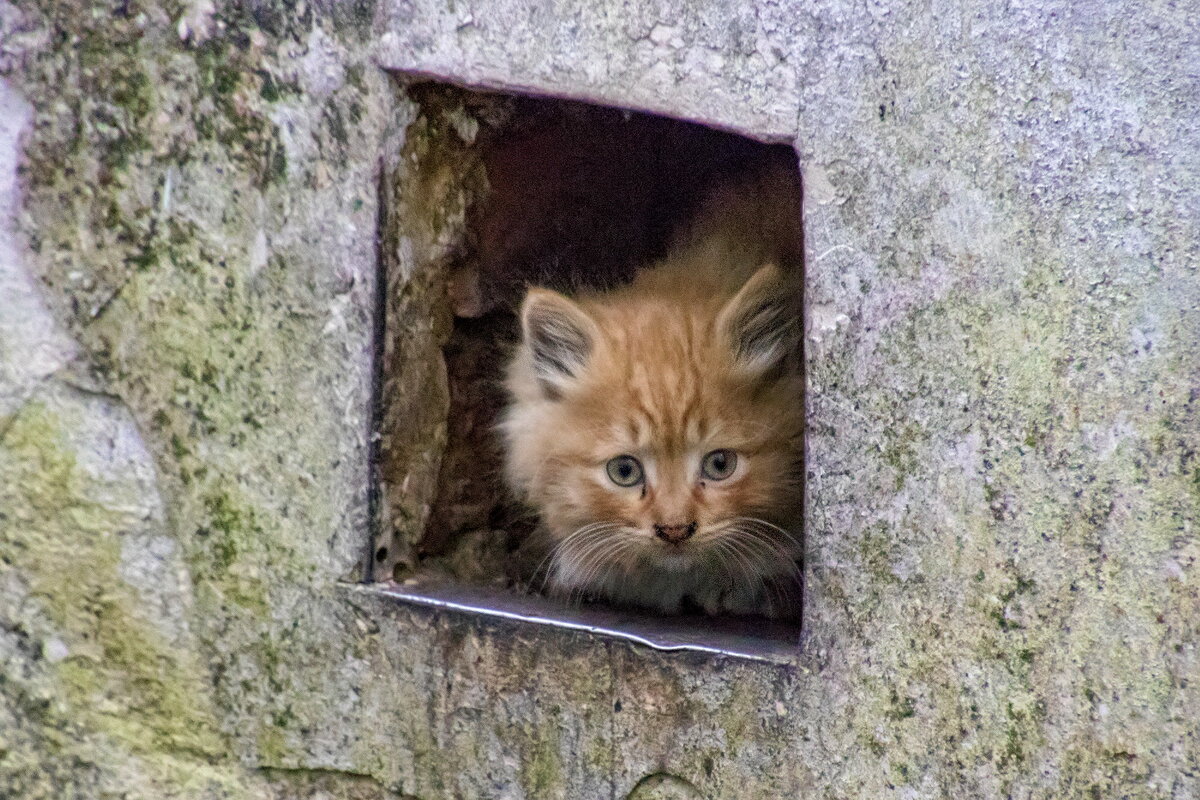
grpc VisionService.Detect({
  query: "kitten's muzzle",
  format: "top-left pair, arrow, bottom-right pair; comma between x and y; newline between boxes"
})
654,522 -> 697,544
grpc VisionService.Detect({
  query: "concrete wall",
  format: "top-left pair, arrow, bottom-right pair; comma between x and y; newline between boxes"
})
1,0 -> 1196,797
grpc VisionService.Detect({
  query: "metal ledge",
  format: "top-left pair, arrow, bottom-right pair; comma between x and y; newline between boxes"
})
359,579 -> 802,666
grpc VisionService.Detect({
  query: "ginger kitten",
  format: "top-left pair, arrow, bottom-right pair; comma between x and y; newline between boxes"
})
501,163 -> 804,619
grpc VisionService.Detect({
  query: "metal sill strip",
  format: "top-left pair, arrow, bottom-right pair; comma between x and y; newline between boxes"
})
357,579 -> 802,666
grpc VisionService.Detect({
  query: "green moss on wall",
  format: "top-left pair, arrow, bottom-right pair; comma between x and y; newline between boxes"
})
6,0 -> 395,783
0,393 -> 260,797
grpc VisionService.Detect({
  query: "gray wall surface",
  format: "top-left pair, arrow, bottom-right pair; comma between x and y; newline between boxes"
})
1,0 -> 1197,797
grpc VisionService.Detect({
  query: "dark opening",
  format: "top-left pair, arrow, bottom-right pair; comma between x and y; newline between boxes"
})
371,82 -> 804,650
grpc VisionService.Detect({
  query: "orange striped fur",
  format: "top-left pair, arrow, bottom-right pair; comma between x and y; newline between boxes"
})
501,164 -> 804,618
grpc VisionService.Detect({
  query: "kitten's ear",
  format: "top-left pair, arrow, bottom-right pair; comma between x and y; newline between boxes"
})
520,288 -> 598,397
718,264 -> 797,376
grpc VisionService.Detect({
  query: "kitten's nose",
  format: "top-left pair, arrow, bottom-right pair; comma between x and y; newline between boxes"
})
654,522 -> 697,544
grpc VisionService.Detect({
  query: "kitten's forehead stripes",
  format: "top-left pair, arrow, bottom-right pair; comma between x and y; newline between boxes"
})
615,318 -> 710,458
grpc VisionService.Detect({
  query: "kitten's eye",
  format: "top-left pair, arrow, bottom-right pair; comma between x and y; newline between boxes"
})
606,455 -> 644,487
700,449 -> 738,481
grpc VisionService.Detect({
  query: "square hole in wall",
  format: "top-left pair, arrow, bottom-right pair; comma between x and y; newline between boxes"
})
366,82 -> 804,658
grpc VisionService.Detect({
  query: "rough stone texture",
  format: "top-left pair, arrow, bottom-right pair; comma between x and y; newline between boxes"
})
794,4 -> 1200,795
2,0 -> 400,795
0,79 -> 79,421
374,90 -> 473,575
336,586 -> 807,799
372,0 -> 803,143
1,0 -> 1198,799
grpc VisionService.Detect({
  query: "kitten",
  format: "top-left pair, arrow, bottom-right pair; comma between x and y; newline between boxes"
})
501,163 -> 804,619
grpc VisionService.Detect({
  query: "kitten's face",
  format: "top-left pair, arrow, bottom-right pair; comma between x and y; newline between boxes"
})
503,265 -> 803,605
542,385 -> 801,580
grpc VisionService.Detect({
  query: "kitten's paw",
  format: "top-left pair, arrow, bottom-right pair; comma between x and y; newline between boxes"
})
759,577 -> 803,621
698,592 -> 724,616
717,587 -> 763,616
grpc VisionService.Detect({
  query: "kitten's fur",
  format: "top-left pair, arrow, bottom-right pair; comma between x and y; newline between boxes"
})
501,163 -> 804,619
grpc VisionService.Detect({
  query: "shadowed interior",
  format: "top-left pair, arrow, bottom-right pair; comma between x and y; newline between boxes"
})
377,83 -> 803,631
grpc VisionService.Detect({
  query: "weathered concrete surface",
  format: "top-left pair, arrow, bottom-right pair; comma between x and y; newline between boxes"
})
796,4 -> 1200,796
338,586 -> 809,798
372,0 -> 803,143
1,0 -> 1198,798
0,79 -> 79,422
1,0 -> 401,796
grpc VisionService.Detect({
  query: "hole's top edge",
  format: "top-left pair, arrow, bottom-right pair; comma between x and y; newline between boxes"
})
389,70 -> 799,146
354,579 -> 803,666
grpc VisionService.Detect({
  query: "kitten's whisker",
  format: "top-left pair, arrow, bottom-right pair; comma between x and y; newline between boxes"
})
725,527 -> 802,580
588,534 -> 641,583
541,523 -> 621,593
731,531 -> 798,611
721,528 -> 797,587
579,538 -> 640,597
710,540 -> 756,589
570,546 -> 615,592
714,537 -> 764,590
537,525 -> 599,587
727,526 -> 789,556
741,527 -> 803,558
605,539 -> 641,580
562,526 -> 623,571
586,532 -> 643,590
556,526 -> 633,595
725,522 -> 800,560
763,575 -> 789,617
731,517 -> 804,551
552,541 -> 620,596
